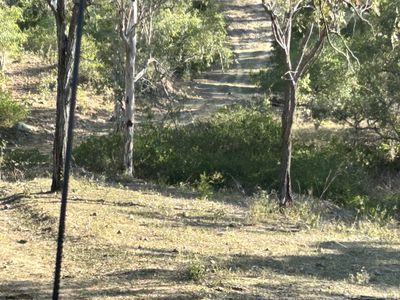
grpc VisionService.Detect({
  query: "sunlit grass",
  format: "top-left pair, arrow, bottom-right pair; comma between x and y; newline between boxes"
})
0,177 -> 399,299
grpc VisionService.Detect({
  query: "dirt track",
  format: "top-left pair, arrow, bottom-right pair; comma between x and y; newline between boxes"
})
181,0 -> 273,121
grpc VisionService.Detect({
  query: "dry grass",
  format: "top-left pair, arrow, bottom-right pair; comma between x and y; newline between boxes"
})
0,177 -> 399,299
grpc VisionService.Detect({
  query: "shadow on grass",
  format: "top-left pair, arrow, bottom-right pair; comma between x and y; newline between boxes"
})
118,208 -> 245,231
227,241 -> 400,288
0,271 -> 201,299
0,193 -> 25,205
0,240 -> 398,299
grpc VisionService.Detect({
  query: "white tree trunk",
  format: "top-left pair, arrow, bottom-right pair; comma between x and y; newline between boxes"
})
122,0 -> 138,176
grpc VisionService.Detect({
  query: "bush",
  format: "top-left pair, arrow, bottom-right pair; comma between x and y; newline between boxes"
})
23,14 -> 56,62
292,137 -> 368,203
74,106 -> 399,217
153,0 -> 233,78
0,89 -> 27,127
73,134 -> 123,174
74,106 -> 281,188
0,3 -> 26,69
134,105 -> 281,189
1,149 -> 49,180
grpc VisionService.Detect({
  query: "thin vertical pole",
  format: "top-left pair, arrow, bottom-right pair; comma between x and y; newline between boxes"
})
52,0 -> 86,298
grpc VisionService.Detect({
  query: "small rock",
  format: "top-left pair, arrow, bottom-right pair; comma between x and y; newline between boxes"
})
17,239 -> 28,244
172,248 -> 179,253
138,245 -> 143,249
117,230 -> 122,234
16,122 -> 39,134
90,212 -> 97,217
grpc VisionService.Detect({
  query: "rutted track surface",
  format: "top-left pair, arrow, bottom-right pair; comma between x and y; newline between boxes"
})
181,0 -> 273,121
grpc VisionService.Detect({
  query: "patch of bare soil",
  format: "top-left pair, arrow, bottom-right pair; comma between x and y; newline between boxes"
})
0,178 -> 399,299
2,56 -> 113,156
180,0 -> 273,122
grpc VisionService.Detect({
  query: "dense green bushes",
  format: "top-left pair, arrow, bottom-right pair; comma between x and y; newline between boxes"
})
134,106 -> 281,187
153,0 -> 232,78
73,133 -> 123,174
74,106 -> 400,216
74,106 -> 281,188
0,148 -> 49,180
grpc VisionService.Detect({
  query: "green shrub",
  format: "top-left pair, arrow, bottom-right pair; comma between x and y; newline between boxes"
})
1,149 -> 49,180
23,15 -> 56,62
74,106 -> 399,217
134,105 -> 282,189
0,89 -> 27,127
185,258 -> 207,281
153,0 -> 233,77
196,171 -> 224,200
73,134 -> 123,174
74,106 -> 281,188
292,137 -> 368,203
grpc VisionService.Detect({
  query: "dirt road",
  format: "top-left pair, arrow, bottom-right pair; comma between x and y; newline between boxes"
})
181,0 -> 273,121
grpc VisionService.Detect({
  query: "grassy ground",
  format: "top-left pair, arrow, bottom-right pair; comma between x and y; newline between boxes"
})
0,177 -> 399,299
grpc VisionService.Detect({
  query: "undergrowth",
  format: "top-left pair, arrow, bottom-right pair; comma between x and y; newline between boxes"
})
71,105 -> 400,219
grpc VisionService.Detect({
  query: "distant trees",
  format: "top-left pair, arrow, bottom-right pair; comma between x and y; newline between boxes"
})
309,0 -> 400,143
262,0 -> 373,206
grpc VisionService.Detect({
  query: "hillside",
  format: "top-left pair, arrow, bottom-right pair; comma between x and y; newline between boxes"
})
1,178 -> 399,299
1,0 -> 400,299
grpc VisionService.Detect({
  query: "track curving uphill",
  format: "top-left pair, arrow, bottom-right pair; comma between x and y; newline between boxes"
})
181,0 -> 273,122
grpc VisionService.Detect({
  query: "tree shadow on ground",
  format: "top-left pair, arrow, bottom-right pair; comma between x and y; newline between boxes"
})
0,268 -> 201,299
1,233 -> 398,299
1,271 -> 391,299
227,241 -> 400,288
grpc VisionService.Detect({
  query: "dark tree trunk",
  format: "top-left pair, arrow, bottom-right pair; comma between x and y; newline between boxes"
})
279,81 -> 296,206
51,21 -> 67,192
50,2 -> 81,192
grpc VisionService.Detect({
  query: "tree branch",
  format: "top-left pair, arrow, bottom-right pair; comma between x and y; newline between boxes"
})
134,57 -> 156,82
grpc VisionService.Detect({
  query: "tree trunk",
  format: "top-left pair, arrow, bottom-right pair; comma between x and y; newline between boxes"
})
122,0 -> 137,176
50,3 -> 80,192
279,81 -> 296,206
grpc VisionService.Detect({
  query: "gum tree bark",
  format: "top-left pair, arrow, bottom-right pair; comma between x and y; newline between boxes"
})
46,0 -> 81,191
279,81 -> 296,205
116,0 -> 161,176
116,0 -> 138,176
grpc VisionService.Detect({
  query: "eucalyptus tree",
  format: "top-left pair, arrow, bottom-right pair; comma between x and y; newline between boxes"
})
114,0 -> 164,176
261,0 -> 373,206
46,0 -> 84,191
